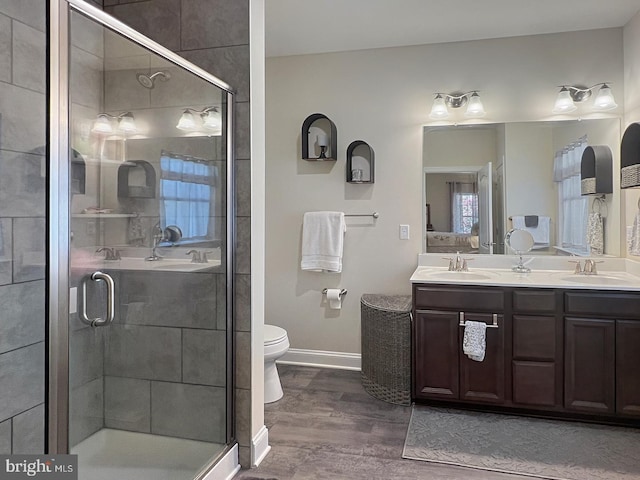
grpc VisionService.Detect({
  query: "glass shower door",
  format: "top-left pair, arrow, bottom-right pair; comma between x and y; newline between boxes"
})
56,4 -> 234,479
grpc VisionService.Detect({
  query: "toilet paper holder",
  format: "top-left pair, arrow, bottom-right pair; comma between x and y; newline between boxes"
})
322,288 -> 347,298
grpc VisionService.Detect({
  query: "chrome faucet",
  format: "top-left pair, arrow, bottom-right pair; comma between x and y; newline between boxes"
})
186,250 -> 212,264
445,252 -> 469,272
96,247 -> 121,261
569,259 -> 602,275
145,223 -> 164,261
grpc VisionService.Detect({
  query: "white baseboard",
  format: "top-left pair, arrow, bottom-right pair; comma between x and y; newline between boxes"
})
201,443 -> 240,480
251,425 -> 271,467
278,348 -> 361,371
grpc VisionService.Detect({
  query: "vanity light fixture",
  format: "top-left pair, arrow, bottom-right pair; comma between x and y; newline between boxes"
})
176,107 -> 221,131
429,91 -> 486,120
91,111 -> 138,135
552,83 -> 618,114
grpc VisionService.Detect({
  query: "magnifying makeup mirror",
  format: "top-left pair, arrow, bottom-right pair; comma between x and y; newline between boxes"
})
505,229 -> 535,273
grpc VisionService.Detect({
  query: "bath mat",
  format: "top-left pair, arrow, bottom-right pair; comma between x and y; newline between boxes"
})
402,406 -> 640,480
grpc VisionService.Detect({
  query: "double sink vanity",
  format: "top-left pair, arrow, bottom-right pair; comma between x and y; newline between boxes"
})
411,253 -> 640,425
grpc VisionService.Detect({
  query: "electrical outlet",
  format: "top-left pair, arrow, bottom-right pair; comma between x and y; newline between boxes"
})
399,224 -> 410,240
86,220 -> 96,236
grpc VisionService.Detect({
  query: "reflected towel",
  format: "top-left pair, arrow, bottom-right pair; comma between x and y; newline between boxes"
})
463,320 -> 486,362
512,215 -> 550,246
301,211 -> 346,273
587,212 -> 604,256
524,215 -> 538,227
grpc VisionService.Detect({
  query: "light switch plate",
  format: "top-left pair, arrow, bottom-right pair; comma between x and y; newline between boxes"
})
399,224 -> 410,240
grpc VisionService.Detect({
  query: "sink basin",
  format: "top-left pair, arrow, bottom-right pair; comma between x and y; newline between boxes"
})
424,271 -> 497,281
559,275 -> 636,286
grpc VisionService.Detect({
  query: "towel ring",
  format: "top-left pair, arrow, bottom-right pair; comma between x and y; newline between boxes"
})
592,196 -> 607,217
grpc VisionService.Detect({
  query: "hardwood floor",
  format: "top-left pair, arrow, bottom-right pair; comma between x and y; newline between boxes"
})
234,365 -> 532,480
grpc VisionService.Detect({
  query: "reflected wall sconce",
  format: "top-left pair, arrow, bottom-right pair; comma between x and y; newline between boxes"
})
91,112 -> 138,135
176,107 -> 221,131
429,91 -> 486,120
552,83 -> 618,114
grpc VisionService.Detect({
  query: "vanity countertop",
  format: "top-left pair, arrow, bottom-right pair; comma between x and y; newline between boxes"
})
411,253 -> 640,291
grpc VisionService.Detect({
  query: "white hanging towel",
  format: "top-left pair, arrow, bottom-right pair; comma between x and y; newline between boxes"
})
512,215 -> 550,247
463,320 -> 486,362
629,211 -> 640,256
301,211 -> 346,273
587,212 -> 604,255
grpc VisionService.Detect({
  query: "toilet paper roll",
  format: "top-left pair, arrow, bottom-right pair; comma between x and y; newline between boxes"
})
326,288 -> 342,310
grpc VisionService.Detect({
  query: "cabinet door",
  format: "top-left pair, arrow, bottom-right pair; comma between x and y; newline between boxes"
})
414,310 -> 459,400
616,320 -> 640,417
565,317 -> 615,414
459,313 -> 505,404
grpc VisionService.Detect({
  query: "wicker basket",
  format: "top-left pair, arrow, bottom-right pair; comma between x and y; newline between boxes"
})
581,177 -> 596,195
621,164 -> 640,189
360,294 -> 412,406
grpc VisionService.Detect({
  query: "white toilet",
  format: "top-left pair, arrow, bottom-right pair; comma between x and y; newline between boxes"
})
263,324 -> 290,403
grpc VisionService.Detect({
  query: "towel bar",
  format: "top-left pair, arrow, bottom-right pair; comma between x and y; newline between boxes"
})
345,212 -> 379,218
458,312 -> 499,329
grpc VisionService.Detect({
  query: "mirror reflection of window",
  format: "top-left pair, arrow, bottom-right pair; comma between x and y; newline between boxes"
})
159,150 -> 216,242
451,183 -> 478,234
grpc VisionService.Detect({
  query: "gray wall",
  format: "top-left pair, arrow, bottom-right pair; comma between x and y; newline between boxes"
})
104,0 -> 253,466
0,1 -> 47,455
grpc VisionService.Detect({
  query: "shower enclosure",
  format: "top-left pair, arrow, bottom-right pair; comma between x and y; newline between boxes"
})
49,1 -> 235,478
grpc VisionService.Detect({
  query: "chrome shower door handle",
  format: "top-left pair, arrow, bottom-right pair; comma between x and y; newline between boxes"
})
80,271 -> 115,327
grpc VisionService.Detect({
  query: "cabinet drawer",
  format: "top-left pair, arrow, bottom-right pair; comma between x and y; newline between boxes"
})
513,290 -> 556,313
513,315 -> 557,361
565,292 -> 640,318
414,286 -> 504,311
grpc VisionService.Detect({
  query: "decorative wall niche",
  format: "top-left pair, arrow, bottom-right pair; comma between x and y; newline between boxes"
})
580,145 -> 612,195
346,140 -> 375,183
621,123 -> 640,189
117,160 -> 156,198
301,113 -> 337,161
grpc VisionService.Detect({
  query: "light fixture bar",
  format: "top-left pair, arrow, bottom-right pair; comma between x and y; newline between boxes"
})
552,83 -> 617,114
429,91 -> 485,120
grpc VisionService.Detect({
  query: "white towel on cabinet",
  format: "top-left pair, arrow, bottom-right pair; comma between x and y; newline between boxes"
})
463,320 -> 486,362
301,211 -> 346,273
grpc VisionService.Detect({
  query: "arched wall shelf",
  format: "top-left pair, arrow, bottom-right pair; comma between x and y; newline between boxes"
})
301,113 -> 337,161
346,140 -> 375,184
580,145 -> 612,195
117,160 -> 156,198
621,123 -> 640,189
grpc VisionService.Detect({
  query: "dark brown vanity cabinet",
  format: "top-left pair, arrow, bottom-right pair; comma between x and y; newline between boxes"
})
413,286 -> 505,405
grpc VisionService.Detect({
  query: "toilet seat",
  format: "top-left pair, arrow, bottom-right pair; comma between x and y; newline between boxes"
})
264,324 -> 288,346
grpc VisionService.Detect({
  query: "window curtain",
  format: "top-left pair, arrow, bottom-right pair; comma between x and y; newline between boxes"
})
553,136 -> 588,251
449,181 -> 478,234
159,151 -> 216,240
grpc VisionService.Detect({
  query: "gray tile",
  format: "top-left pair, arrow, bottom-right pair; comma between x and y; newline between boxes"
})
12,20 -> 45,93
235,159 -> 251,217
106,0 -> 181,52
12,404 -> 44,454
181,0 -> 249,50
0,83 -> 45,154
0,219 -> 11,285
234,274 -> 250,332
183,329 -> 226,386
104,376 -> 151,432
0,151 -> 46,217
0,419 -> 9,454
235,101 -> 251,159
0,0 -> 46,32
235,216 -> 250,274
235,331 -> 250,390
70,46 -> 103,109
104,324 -> 181,381
151,381 -> 226,442
149,65 -> 222,109
180,45 -> 250,103
13,217 -> 45,282
69,377 -> 103,447
70,9 -> 104,58
0,14 -> 10,84
118,272 -> 218,329
235,388 -> 251,446
0,281 -> 44,354
69,327 -> 104,388
0,343 -> 44,422
104,68 -> 151,112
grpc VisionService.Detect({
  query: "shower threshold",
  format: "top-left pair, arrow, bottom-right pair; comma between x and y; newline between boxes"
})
71,428 -> 224,480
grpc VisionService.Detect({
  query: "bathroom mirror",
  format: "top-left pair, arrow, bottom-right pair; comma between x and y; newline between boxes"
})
422,118 -> 621,256
505,229 -> 534,254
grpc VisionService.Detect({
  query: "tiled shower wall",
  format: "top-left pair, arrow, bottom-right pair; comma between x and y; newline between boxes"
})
104,0 -> 253,466
0,1 -> 47,455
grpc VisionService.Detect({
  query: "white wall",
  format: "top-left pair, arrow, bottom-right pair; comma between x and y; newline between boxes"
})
266,28 -> 624,355
623,10 -> 640,256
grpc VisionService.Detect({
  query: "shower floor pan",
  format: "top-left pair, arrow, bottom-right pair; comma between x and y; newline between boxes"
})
71,428 -> 224,480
